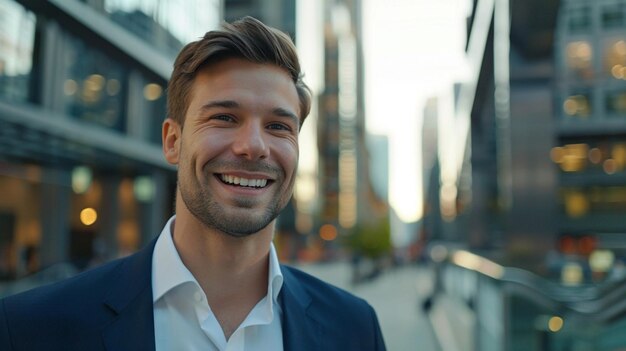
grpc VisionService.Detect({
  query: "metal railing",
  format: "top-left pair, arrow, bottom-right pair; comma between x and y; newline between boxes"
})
424,247 -> 626,351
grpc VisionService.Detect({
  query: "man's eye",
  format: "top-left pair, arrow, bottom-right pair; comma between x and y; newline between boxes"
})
267,123 -> 291,131
212,114 -> 234,122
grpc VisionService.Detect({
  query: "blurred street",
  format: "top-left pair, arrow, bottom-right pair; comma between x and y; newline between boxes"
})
296,262 -> 438,351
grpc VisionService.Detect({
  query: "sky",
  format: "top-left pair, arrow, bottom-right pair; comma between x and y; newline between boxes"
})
295,0 -> 471,246
362,0 -> 470,224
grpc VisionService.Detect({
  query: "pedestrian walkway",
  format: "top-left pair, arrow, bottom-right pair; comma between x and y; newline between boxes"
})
296,262 -> 438,351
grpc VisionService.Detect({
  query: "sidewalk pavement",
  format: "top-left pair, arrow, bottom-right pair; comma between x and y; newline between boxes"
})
296,261 -> 439,351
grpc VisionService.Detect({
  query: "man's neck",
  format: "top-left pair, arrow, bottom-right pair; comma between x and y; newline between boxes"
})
171,203 -> 273,338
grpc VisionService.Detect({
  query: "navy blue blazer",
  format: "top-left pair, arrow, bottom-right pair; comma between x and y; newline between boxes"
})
0,238 -> 386,350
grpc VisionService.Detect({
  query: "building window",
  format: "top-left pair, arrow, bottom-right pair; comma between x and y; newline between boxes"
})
100,0 -> 221,58
566,41 -> 593,80
604,39 -> 626,79
552,141 -> 626,175
605,90 -> 626,116
0,0 -> 36,103
144,79 -> 166,144
551,143 -> 589,172
560,186 -> 626,218
602,4 -> 624,29
563,93 -> 592,118
568,6 -> 591,33
62,35 -> 127,132
561,188 -> 589,218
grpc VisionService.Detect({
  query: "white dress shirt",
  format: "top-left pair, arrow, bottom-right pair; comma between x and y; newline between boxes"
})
152,216 -> 284,351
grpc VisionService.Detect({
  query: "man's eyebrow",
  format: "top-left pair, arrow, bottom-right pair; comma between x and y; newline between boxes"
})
272,107 -> 299,125
198,100 -> 239,114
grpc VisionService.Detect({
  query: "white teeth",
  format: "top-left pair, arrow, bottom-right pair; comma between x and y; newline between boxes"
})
220,175 -> 268,188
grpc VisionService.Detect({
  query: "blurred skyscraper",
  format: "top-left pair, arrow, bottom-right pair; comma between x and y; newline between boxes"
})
316,0 -> 388,258
224,0 -> 296,40
425,0 -> 626,276
553,0 -> 626,259
422,0 -> 626,349
423,0 -> 561,272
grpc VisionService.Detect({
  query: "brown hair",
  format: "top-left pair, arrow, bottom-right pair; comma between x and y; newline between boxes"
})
167,16 -> 311,127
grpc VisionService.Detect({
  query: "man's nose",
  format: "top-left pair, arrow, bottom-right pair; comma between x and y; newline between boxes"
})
232,122 -> 270,160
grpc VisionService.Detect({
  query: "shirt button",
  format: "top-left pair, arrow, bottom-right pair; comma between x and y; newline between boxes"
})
194,292 -> 203,302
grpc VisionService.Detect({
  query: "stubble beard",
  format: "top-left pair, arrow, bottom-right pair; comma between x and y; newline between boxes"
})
178,160 -> 293,238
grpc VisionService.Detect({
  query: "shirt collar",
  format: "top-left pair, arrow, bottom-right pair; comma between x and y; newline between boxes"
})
152,215 -> 284,304
268,242 -> 284,303
152,216 -> 196,303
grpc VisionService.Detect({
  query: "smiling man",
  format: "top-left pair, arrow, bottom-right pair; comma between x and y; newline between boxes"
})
0,17 -> 386,351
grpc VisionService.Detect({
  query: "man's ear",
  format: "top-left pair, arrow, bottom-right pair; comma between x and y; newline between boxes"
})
162,118 -> 181,165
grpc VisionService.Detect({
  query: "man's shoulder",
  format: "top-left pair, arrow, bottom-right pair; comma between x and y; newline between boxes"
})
280,264 -> 386,349
2,237 -> 157,309
1,257 -> 126,311
0,240 -> 157,350
280,264 -> 372,313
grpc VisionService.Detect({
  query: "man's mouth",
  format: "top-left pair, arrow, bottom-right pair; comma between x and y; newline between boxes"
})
218,174 -> 270,188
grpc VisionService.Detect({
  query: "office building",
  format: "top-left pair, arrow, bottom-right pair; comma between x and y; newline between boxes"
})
0,0 -> 221,284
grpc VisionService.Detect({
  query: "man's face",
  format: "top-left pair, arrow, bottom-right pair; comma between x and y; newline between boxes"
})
165,58 -> 300,237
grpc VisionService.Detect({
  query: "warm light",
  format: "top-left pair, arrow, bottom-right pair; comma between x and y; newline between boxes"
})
560,144 -> 588,172
319,224 -> 338,241
559,236 -> 577,254
551,147 -> 564,163
613,144 -> 626,168
566,41 -> 592,70
579,236 -> 596,255
451,250 -> 504,279
548,316 -> 564,332
144,83 -> 163,101
564,190 -> 589,218
117,220 -> 139,252
80,208 -> 98,226
85,74 -> 105,91
603,159 -> 617,174
589,250 -> 615,272
575,42 -> 591,58
612,65 -> 624,79
615,40 -> 626,56
338,150 -> 358,228
562,262 -> 583,285
440,182 -> 458,221
563,98 -> 578,115
588,148 -> 603,164
563,95 -> 590,117
296,212 -> 313,234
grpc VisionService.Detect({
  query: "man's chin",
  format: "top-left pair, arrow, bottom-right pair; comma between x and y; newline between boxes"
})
197,209 -> 276,237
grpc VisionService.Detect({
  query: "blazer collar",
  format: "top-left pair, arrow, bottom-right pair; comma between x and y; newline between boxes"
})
280,266 -> 321,351
102,238 -> 158,351
98,242 -> 322,351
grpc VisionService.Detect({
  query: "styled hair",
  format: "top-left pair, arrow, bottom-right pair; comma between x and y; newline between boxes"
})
167,16 -> 311,127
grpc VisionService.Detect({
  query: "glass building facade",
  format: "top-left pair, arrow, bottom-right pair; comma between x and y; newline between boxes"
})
0,0 -> 221,289
555,0 -> 626,262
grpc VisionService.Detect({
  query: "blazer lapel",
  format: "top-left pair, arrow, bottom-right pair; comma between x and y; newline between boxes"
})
102,239 -> 158,351
280,266 -> 320,351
